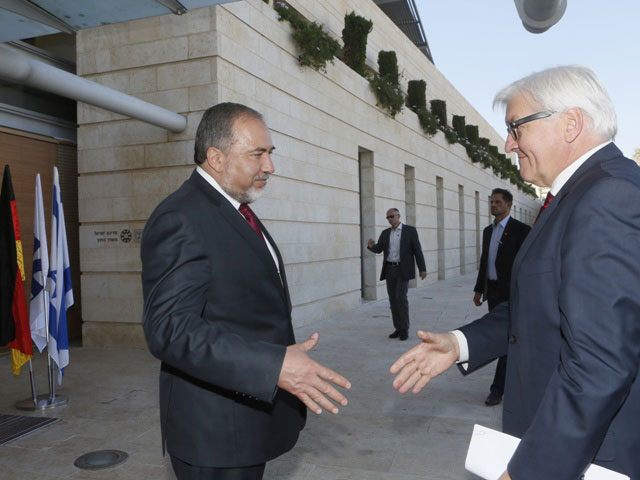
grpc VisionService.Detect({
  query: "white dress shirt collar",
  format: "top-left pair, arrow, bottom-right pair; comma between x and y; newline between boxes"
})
549,140 -> 612,195
495,214 -> 510,229
196,166 -> 240,210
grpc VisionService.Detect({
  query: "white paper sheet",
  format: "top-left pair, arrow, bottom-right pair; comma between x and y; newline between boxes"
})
465,424 -> 629,480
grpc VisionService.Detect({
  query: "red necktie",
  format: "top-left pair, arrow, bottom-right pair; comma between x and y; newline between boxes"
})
239,203 -> 265,242
534,192 -> 555,224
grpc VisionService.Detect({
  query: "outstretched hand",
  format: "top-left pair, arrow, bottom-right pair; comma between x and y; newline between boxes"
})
390,330 -> 460,394
277,332 -> 351,415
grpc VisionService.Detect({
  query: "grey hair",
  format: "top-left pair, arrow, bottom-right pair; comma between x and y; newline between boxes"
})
194,102 -> 263,165
493,65 -> 617,140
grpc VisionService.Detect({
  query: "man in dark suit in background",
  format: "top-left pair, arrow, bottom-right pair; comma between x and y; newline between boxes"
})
367,208 -> 426,341
141,103 -> 351,480
473,188 -> 530,406
391,66 -> 640,479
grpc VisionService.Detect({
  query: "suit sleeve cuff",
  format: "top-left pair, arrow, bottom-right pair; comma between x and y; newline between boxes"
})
450,329 -> 469,370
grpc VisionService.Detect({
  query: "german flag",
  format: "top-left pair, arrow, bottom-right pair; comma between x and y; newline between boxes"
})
0,165 -> 32,374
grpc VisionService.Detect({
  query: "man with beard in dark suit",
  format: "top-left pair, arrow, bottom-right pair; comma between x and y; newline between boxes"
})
141,102 -> 351,480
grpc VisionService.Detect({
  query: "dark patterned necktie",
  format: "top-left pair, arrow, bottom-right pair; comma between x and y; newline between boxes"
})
534,192 -> 555,224
239,203 -> 265,242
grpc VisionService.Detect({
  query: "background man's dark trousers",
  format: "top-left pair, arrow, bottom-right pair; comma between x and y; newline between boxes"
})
367,221 -> 426,341
385,263 -> 410,337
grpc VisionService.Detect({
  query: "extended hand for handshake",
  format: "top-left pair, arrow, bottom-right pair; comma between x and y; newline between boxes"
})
278,330 -> 461,415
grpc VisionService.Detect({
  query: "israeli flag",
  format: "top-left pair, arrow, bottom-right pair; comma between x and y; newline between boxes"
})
47,167 -> 74,384
30,174 -> 49,353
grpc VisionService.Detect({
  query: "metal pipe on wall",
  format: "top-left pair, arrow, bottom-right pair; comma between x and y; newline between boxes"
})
0,44 -> 187,133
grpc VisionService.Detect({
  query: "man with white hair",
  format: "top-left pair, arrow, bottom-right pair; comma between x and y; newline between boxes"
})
390,66 -> 640,479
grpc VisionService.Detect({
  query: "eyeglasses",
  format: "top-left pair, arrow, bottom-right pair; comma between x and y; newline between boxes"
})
386,214 -> 397,219
506,111 -> 555,140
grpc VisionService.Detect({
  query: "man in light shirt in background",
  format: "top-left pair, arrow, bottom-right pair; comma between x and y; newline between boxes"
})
367,208 -> 427,341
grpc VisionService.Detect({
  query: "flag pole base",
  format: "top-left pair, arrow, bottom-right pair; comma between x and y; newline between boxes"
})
16,394 -> 69,411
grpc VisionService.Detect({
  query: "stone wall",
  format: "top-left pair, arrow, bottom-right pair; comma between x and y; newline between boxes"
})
76,0 -> 539,347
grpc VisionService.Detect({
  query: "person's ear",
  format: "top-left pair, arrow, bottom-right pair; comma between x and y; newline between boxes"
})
563,108 -> 583,143
206,146 -> 225,173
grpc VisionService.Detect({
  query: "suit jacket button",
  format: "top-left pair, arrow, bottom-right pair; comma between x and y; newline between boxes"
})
509,335 -> 517,344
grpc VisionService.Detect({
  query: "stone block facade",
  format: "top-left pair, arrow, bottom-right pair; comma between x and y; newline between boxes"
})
76,0 -> 539,347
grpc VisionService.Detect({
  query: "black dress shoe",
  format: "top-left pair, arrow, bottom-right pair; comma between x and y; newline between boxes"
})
399,333 -> 408,341
485,392 -> 502,406
389,331 -> 400,339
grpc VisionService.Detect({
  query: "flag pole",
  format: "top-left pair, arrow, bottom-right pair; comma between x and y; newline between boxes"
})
15,280 -> 64,411
27,359 -> 37,405
15,171 -> 67,411
16,289 -> 61,410
45,166 -> 70,407
45,293 -> 54,402
15,305 -> 66,413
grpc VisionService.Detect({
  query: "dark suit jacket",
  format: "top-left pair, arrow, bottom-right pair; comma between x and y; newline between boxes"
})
141,170 -> 305,468
367,224 -> 426,281
459,144 -> 640,479
473,216 -> 530,302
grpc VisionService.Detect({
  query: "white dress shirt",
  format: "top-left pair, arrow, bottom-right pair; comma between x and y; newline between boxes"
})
387,223 -> 403,262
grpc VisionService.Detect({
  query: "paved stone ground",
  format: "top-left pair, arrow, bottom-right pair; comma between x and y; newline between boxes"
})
0,273 -> 500,479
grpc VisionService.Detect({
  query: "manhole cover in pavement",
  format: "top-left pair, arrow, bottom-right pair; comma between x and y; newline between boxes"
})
74,450 -> 128,470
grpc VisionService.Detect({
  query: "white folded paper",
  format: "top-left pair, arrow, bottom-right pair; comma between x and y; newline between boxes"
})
465,424 -> 629,480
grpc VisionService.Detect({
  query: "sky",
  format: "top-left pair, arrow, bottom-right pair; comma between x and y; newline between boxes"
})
413,0 -> 639,159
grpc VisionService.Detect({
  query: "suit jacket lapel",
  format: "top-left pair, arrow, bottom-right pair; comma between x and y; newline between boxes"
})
501,217 -> 514,239
482,226 -> 492,258
399,225 -> 409,256
188,171 -> 282,287
218,204 -> 278,270
259,219 -> 291,309
382,228 -> 391,257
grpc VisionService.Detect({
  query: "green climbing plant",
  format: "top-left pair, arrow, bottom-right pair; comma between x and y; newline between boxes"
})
275,3 -> 340,73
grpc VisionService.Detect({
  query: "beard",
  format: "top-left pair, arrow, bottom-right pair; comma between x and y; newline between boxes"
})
221,173 -> 270,204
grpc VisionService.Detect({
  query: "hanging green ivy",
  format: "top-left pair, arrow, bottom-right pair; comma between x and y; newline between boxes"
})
405,79 -> 438,137
417,108 -> 439,136
342,12 -> 372,78
274,3 -> 340,73
370,50 -> 404,118
272,4 -> 535,197
370,76 -> 404,118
